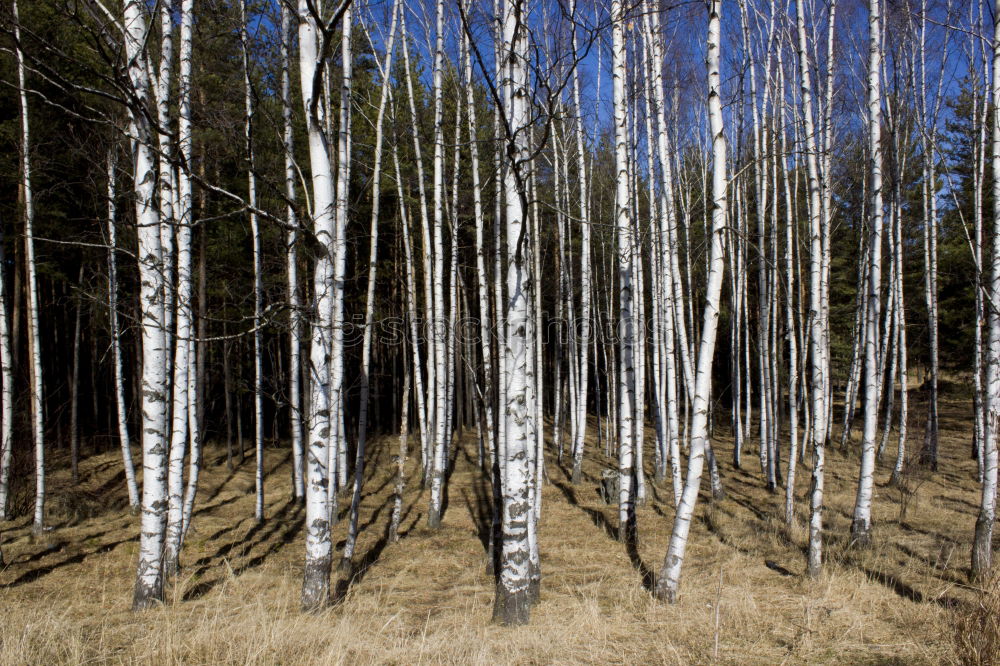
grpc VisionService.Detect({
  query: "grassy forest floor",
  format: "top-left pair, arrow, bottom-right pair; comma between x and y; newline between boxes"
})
0,386 -> 996,664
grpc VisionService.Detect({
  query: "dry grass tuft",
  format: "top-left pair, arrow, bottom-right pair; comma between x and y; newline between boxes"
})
952,574 -> 1000,666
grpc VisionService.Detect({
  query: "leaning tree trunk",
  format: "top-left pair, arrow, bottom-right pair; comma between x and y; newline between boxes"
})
106,150 -> 140,511
463,23 -> 496,473
342,0 -> 399,571
654,0 -> 728,604
645,0 -> 682,504
14,0 -> 46,538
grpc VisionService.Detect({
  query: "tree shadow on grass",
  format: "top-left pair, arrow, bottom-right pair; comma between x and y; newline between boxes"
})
1,535 -> 137,588
461,486 -> 491,556
182,499 -> 304,601
188,499 -> 300,571
856,564 -> 962,609
550,477 -> 619,540
626,535 -> 656,592
330,507 -> 422,606
549,476 -> 658,592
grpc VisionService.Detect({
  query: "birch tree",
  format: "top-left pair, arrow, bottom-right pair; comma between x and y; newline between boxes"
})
164,0 -> 196,577
105,150 -> 140,511
298,0 -> 352,612
342,0 -> 400,571
972,0 -> 1000,580
427,0 -> 451,529
795,0 -> 829,574
611,0 -> 636,543
0,161 -> 14,523
14,0 -> 46,537
282,0 -> 305,504
569,0 -> 593,487
123,0 -> 171,610
239,0 -> 266,524
851,0 -> 885,548
493,0 -> 535,626
654,0 -> 728,603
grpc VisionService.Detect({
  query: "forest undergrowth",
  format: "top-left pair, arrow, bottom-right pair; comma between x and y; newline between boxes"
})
0,388 -> 993,664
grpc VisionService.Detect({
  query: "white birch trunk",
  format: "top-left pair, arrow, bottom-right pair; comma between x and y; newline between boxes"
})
0,133 -> 15,521
342,1 -> 399,568
239,0 -> 266,524
163,0 -> 196,576
298,0 -> 339,611
655,0 -> 728,603
154,0 -> 175,355
399,14 -> 435,486
427,0 -> 449,528
779,61 -> 799,531
282,0 -> 305,503
569,0 -> 593,486
972,0 -> 1000,579
795,0 -> 830,573
612,0 -> 637,542
327,8 -> 353,503
644,2 -> 682,503
851,0 -> 885,547
14,0 -> 46,537
123,0 -> 170,610
393,146 -> 430,489
493,0 -> 534,625
463,25 -> 496,473
105,151 -> 140,511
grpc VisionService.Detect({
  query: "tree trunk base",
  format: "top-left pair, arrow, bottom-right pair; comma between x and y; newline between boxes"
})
338,556 -> 353,575
888,469 -> 902,487
163,552 -> 179,580
599,469 -> 619,505
850,519 -> 872,548
807,547 -> 822,579
427,507 -> 442,529
486,527 -> 499,576
571,461 -> 582,485
527,576 -> 540,604
653,576 -> 678,604
132,577 -> 164,611
971,515 -> 994,582
301,555 -> 331,612
527,560 -> 541,603
492,584 -> 531,626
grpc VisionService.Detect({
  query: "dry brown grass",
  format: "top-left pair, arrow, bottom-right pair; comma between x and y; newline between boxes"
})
0,390 -> 993,664
951,574 -> 1000,666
